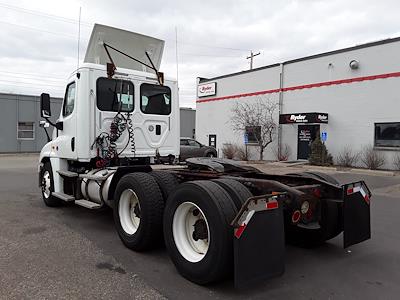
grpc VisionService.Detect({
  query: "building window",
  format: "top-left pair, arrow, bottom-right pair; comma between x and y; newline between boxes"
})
374,122 -> 400,148
140,83 -> 171,115
97,78 -> 134,112
17,122 -> 34,140
63,82 -> 76,117
245,126 -> 261,144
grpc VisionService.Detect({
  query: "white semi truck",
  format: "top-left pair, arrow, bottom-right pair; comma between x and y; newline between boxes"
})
38,24 -> 371,287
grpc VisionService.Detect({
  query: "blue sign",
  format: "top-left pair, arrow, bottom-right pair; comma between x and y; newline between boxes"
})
321,132 -> 327,142
244,133 -> 249,145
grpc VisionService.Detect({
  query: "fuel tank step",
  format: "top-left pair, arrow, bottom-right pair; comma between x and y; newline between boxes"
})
57,170 -> 79,178
53,192 -> 75,202
74,199 -> 102,209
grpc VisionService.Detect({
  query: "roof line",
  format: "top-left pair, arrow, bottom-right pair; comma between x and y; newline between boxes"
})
198,36 -> 400,83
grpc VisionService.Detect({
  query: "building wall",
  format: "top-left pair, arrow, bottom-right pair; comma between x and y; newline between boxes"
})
180,108 -> 196,138
196,66 -> 281,160
0,93 -> 62,153
196,39 -> 400,169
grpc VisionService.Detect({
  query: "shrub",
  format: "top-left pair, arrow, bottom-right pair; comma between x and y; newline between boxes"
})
273,144 -> 292,161
309,135 -> 333,166
393,152 -> 400,171
336,146 -> 360,167
361,145 -> 386,169
236,145 -> 249,161
222,143 -> 238,159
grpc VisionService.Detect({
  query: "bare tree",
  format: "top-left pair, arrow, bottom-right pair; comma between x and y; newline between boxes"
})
230,97 -> 278,160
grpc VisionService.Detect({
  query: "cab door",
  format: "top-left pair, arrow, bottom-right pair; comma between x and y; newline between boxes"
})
95,77 -> 134,156
138,82 -> 174,156
56,81 -> 77,159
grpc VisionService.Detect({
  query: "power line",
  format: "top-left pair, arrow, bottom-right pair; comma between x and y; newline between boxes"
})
180,52 -> 243,58
1,74 -> 66,83
177,40 -> 251,52
0,70 -> 66,80
0,79 -> 65,87
1,2 -> 249,53
0,20 -> 83,39
0,2 -> 92,26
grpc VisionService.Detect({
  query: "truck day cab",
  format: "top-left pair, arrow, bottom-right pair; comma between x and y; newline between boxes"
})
38,24 -> 371,287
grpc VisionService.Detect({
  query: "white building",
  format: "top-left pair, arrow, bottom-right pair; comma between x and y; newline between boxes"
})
196,37 -> 400,169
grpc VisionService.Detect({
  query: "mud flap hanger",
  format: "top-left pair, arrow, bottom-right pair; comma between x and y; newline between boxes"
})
342,181 -> 371,248
231,193 -> 287,289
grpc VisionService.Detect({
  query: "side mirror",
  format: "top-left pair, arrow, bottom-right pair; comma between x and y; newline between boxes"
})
40,93 -> 51,118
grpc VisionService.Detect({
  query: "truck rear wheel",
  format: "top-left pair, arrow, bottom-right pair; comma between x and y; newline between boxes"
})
113,173 -> 164,251
150,171 -> 179,202
163,181 -> 237,284
40,162 -> 62,207
212,178 -> 252,210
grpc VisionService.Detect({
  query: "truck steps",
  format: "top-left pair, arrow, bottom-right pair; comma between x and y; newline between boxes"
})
57,170 -> 79,178
53,192 -> 75,202
79,173 -> 108,181
74,199 -> 102,209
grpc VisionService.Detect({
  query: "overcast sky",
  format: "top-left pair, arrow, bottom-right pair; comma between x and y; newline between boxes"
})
1,0 -> 399,107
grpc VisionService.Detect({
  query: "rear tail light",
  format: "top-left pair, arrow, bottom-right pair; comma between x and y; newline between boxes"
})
292,210 -> 301,223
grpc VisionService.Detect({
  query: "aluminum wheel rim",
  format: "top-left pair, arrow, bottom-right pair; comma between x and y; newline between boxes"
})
119,189 -> 141,235
42,171 -> 51,199
172,202 -> 210,263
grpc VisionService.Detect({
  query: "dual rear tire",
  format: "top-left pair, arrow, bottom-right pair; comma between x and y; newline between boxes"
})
163,179 -> 251,284
113,172 -> 252,284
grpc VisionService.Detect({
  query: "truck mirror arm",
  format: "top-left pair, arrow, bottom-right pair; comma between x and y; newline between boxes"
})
42,117 -> 63,131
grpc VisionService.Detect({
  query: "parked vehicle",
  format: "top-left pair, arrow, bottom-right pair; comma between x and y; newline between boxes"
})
179,137 -> 217,161
38,24 -> 371,288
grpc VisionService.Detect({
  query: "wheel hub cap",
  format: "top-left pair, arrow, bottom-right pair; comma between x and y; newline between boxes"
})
172,202 -> 210,263
119,189 -> 141,235
42,171 -> 51,198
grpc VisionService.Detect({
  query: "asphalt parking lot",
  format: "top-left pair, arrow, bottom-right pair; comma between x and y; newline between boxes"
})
1,155 -> 400,299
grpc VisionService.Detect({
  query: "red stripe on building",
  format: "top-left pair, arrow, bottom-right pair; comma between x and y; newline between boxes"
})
196,71 -> 400,103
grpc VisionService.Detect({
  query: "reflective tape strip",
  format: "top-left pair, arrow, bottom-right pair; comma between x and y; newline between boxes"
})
346,184 -> 370,205
266,200 -> 278,210
234,210 -> 255,239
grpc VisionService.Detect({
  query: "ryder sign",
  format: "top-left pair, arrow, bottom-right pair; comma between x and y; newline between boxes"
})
279,112 -> 329,124
198,82 -> 217,97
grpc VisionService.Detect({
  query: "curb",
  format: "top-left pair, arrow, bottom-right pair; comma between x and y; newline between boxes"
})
0,153 -> 39,157
301,165 -> 338,172
349,168 -> 396,177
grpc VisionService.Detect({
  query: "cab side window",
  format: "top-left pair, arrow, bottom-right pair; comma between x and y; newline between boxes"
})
63,82 -> 76,117
97,78 -> 134,112
140,83 -> 171,115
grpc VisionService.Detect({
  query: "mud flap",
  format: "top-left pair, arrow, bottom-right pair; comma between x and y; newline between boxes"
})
343,181 -> 371,248
231,193 -> 287,289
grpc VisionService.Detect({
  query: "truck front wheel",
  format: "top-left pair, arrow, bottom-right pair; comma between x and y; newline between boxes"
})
163,181 -> 237,284
40,162 -> 62,207
113,173 -> 164,251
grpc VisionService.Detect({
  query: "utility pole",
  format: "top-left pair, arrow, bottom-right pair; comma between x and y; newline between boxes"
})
247,51 -> 260,70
